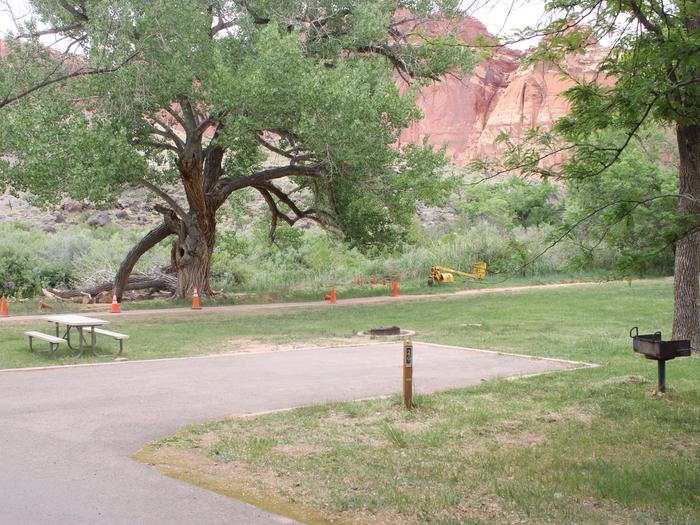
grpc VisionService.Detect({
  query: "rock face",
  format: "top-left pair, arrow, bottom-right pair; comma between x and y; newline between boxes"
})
398,18 -> 608,163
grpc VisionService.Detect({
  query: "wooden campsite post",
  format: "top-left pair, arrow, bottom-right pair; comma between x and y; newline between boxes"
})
403,340 -> 413,410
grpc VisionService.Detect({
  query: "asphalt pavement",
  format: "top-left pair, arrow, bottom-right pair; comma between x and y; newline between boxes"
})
0,341 -> 582,524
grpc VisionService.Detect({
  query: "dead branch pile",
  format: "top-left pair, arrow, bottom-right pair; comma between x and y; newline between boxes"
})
43,271 -> 177,303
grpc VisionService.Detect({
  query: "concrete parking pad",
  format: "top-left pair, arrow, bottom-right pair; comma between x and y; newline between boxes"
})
0,342 -> 587,524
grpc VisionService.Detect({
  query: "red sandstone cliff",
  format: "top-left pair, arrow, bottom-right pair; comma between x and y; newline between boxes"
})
398,17 -> 608,164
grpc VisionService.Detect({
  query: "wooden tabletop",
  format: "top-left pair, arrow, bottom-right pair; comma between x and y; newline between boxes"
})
42,315 -> 110,327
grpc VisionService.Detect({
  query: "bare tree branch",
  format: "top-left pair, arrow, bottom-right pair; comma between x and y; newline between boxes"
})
0,52 -> 139,109
217,164 -> 322,198
13,23 -> 83,39
145,113 -> 185,151
140,178 -> 191,225
57,0 -> 88,22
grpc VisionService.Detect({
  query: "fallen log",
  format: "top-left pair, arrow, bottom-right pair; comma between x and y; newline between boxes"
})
44,272 -> 177,303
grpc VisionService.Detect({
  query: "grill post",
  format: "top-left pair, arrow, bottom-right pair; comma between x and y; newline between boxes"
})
657,360 -> 666,394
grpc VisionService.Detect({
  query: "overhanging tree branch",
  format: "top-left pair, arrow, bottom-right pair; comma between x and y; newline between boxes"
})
628,0 -> 662,35
0,52 -> 139,109
504,193 -> 696,277
217,164 -> 322,198
130,138 -> 180,153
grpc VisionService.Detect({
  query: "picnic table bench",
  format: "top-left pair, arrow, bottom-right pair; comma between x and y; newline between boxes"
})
93,328 -> 128,355
26,331 -> 66,354
25,315 -> 129,358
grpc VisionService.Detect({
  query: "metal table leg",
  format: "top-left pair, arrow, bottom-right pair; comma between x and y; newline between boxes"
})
63,326 -> 81,356
76,326 -> 85,358
90,326 -> 115,357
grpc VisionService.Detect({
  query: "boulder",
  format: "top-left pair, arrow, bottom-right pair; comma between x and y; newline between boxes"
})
62,200 -> 84,213
87,211 -> 111,227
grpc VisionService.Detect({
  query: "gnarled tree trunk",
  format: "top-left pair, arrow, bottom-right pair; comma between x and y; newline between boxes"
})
173,220 -> 216,297
171,139 -> 222,298
115,223 -> 175,302
672,124 -> 700,347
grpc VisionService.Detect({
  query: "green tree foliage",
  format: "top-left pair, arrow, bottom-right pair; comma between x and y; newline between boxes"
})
0,1 -> 475,298
0,0 -> 138,116
458,177 -> 561,231
498,0 -> 700,343
563,129 -> 678,275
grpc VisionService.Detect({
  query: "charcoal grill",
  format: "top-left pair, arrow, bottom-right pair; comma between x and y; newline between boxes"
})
630,327 -> 692,393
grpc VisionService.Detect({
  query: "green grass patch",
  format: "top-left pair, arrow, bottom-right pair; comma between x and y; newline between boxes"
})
0,278 -> 671,369
128,279 -> 698,524
0,271 -> 610,317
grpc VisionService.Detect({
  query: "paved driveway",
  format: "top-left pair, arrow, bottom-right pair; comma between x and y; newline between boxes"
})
0,342 -> 580,524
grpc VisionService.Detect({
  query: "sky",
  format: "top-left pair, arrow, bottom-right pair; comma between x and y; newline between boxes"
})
469,0 -> 547,49
1,0 -> 547,50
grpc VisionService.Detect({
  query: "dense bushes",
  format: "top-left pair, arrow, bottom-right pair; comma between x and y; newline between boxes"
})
0,166 -> 677,298
208,219 -> 585,292
0,223 -> 169,298
207,171 -> 675,291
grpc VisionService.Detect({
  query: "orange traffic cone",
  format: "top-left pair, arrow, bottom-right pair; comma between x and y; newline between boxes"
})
392,280 -> 399,297
192,287 -> 202,310
111,293 -> 120,314
330,287 -> 337,304
1,295 -> 7,317
372,275 -> 377,285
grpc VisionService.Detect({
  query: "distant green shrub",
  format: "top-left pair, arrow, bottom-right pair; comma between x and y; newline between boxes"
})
1,159 -> 674,299
0,223 -> 169,297
206,216 -> 584,293
0,252 -> 43,297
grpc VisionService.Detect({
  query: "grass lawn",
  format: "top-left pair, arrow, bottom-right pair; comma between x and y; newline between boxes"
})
126,279 -> 698,525
0,271 -> 606,317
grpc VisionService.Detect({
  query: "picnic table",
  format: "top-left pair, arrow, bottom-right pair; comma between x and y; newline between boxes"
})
43,314 -> 110,358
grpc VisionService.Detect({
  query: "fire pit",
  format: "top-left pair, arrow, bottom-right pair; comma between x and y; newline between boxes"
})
630,327 -> 692,393
359,326 -> 416,337
368,326 -> 401,336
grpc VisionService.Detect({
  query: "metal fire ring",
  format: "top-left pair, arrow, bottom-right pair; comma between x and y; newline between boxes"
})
358,327 -> 416,337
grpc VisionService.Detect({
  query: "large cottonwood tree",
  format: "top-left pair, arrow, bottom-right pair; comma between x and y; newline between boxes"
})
1,0 -> 473,298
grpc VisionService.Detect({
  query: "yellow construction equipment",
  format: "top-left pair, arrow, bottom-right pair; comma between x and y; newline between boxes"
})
428,262 -> 487,286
